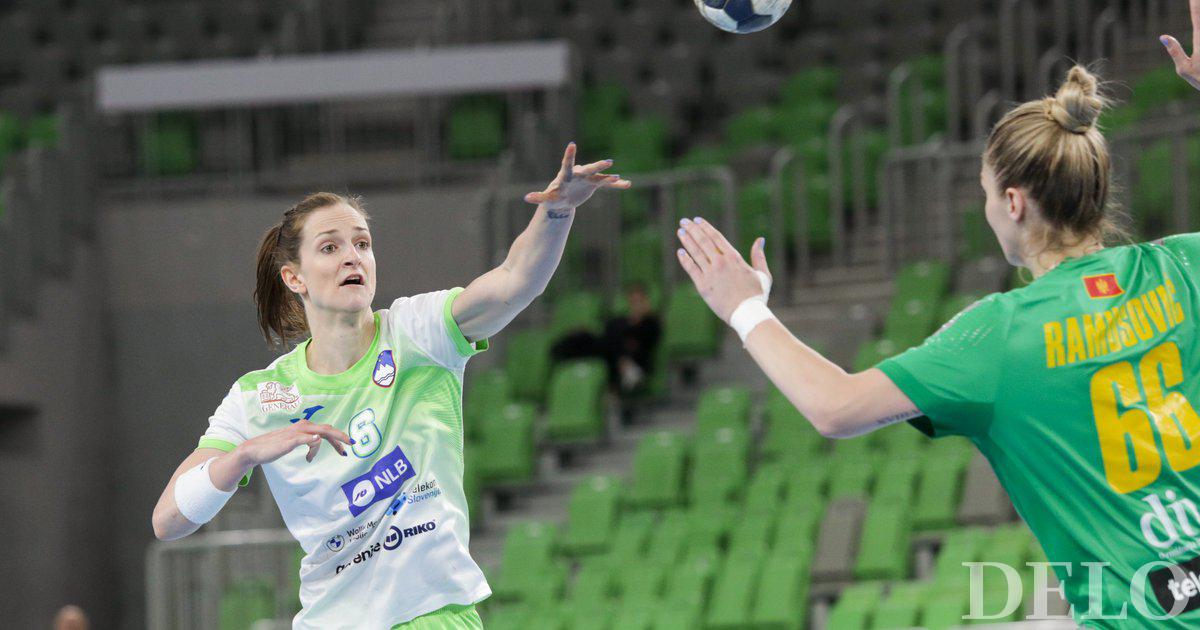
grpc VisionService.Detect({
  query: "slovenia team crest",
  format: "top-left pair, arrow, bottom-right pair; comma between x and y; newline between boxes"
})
257,381 -> 302,413
373,350 -> 396,387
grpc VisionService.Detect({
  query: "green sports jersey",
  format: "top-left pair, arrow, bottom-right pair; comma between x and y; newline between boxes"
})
196,288 -> 491,629
878,233 -> 1200,627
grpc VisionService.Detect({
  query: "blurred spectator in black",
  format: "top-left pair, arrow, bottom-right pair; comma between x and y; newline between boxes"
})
551,282 -> 661,395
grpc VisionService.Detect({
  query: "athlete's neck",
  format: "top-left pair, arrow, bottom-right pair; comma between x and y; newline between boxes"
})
1028,237 -> 1105,279
305,309 -> 376,375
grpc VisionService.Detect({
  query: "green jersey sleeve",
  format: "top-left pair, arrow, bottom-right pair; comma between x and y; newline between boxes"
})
1157,232 -> 1200,270
875,294 -> 1014,439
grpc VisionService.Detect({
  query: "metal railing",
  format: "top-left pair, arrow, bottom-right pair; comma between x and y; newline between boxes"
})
145,529 -> 301,630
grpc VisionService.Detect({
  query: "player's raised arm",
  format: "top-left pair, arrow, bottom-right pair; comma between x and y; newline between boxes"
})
151,421 -> 352,541
1161,0 -> 1200,90
451,142 -> 631,341
675,217 -> 921,438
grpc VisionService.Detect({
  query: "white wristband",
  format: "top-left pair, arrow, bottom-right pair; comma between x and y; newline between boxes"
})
174,457 -> 236,525
730,299 -> 776,343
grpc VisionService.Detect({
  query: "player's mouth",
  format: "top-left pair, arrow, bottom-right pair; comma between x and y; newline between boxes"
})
340,274 -> 365,287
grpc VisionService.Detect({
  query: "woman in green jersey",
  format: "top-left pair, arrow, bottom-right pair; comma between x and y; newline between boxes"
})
676,15 -> 1200,628
150,142 -> 629,629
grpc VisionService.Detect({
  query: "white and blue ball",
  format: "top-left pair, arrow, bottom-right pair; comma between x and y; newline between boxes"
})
693,0 -> 793,34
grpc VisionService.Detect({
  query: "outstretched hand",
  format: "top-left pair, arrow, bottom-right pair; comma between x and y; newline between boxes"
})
1161,0 -> 1200,91
524,142 -> 632,211
676,217 -> 771,324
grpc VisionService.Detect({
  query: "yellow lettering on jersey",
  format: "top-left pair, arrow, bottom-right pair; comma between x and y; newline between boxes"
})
1066,317 -> 1088,364
1044,283 -> 1185,368
1081,313 -> 1109,359
1044,322 -> 1065,369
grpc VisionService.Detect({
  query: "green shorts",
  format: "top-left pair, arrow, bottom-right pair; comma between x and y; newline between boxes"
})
391,604 -> 483,630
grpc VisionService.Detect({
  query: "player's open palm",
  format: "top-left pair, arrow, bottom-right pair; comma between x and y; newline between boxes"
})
524,142 -> 632,211
238,420 -> 353,465
1162,0 -> 1200,91
676,217 -> 771,324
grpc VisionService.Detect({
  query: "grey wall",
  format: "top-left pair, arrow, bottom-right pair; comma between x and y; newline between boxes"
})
0,242 -> 117,628
98,186 -> 492,628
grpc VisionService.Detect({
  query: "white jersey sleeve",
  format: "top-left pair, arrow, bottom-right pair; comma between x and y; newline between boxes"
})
386,288 -> 488,371
198,382 -> 249,451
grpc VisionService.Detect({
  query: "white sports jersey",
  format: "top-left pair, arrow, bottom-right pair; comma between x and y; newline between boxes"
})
197,288 -> 491,628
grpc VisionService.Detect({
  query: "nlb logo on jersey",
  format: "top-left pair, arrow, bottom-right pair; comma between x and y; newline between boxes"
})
340,445 -> 415,517
1084,273 -> 1124,299
257,381 -> 302,413
373,350 -> 396,387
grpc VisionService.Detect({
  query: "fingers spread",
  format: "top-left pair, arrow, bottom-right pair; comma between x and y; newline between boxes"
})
750,237 -> 770,274
306,440 -> 321,463
1163,34 -> 1188,69
576,159 -> 614,177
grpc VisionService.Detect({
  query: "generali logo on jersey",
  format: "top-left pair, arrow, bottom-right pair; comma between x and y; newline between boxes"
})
257,381 -> 302,413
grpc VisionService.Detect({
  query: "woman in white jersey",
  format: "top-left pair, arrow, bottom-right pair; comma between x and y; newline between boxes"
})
150,143 -> 630,629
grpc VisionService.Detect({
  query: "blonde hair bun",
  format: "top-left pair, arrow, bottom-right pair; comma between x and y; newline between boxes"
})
1047,65 -> 1106,134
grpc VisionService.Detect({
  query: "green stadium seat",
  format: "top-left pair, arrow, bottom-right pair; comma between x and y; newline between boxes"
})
695,386 -> 753,439
750,554 -> 809,629
544,360 -> 608,441
662,284 -> 722,360
1099,103 -> 1141,133
492,520 -> 560,601
142,113 -> 198,176
619,226 -> 664,294
448,96 -> 505,160
780,66 -> 839,105
762,387 -> 826,460
627,431 -> 688,508
476,402 -> 536,484
841,129 -> 889,207
464,369 -> 510,441
550,291 -> 605,340
607,510 -> 655,564
689,426 -> 750,509
934,528 -> 989,587
921,584 -> 971,630
894,260 -> 952,304
1131,66 -> 1197,113
479,604 -> 537,630
567,558 -> 614,609
870,455 -> 920,503
913,442 -> 972,530
506,328 -> 551,403
853,337 -> 902,372
854,498 -> 913,580
826,581 -> 885,629
828,449 -> 876,499
737,178 -> 774,255
706,545 -> 767,628
1134,136 -> 1200,233
218,580 -> 274,630
614,558 -> 668,609
779,100 -> 838,146
870,582 -> 929,629
882,296 -> 941,348
729,508 -> 776,556
772,507 -> 822,562
744,462 -> 787,514
611,116 -> 668,174
560,475 -> 622,556
783,455 -> 830,500
676,143 -> 733,169
581,83 -> 629,155
26,113 -> 58,148
725,106 -> 781,149
873,422 -> 928,459
642,509 -> 689,567
961,203 -> 1000,260
981,523 -> 1034,570
0,112 -> 21,161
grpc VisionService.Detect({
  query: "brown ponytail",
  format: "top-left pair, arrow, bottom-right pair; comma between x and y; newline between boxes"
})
984,64 -> 1133,261
254,192 -> 370,350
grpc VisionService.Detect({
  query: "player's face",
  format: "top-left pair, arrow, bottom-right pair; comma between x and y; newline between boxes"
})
981,163 -> 1022,267
291,204 -> 376,313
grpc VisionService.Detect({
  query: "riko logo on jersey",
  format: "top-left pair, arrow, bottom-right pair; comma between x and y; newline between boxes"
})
373,350 -> 396,387
340,445 -> 415,517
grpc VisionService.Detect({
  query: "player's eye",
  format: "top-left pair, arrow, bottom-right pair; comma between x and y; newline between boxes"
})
357,240 -> 370,249
322,244 -> 335,253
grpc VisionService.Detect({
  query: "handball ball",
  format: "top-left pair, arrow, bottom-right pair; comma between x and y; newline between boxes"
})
694,0 -> 794,34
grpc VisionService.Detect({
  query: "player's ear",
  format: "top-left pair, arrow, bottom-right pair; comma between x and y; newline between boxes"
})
1005,186 -> 1026,224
